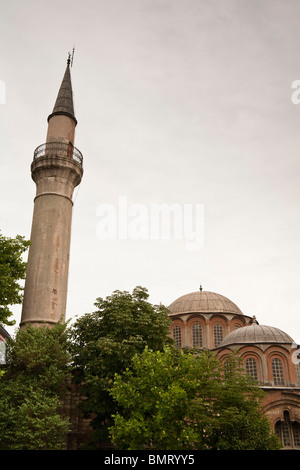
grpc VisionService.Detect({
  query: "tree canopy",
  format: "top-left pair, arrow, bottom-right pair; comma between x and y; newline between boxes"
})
109,346 -> 281,450
68,286 -> 173,446
0,322 -> 70,450
0,231 -> 30,325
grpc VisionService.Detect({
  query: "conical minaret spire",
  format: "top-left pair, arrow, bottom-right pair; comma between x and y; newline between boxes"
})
46,56 -> 78,148
48,57 -> 77,124
20,56 -> 83,329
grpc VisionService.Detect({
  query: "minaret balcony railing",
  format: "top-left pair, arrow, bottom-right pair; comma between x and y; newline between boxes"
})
33,142 -> 83,166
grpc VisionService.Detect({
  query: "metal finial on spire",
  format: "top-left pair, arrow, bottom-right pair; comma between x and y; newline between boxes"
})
199,285 -> 203,291
71,47 -> 75,67
67,47 -> 75,67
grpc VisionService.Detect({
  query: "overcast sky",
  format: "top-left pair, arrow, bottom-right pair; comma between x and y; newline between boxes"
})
1,0 -> 300,342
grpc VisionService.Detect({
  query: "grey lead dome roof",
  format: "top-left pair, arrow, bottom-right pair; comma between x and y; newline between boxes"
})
168,291 -> 243,316
220,323 -> 294,347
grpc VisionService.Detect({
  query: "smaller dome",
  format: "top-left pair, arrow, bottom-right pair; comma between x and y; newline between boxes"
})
219,323 -> 294,348
168,290 -> 243,316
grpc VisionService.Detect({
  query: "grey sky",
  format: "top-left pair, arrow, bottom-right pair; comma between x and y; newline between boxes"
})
1,0 -> 300,341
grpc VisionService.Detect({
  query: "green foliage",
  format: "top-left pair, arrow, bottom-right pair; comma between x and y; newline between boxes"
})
0,322 -> 71,450
0,231 -> 30,325
109,347 -> 281,450
68,286 -> 173,446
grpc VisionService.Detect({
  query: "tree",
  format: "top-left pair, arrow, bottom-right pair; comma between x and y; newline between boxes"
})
0,322 -> 70,450
68,286 -> 173,447
0,231 -> 30,325
109,347 -> 281,450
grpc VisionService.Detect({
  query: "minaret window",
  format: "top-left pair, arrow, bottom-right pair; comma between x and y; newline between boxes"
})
192,322 -> 203,348
213,324 -> 223,347
173,325 -> 181,348
272,357 -> 284,385
245,357 -> 258,380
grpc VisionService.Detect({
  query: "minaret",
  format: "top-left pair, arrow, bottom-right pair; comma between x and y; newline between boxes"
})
20,55 -> 83,328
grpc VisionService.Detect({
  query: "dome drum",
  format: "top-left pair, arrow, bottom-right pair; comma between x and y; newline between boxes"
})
168,290 -> 254,350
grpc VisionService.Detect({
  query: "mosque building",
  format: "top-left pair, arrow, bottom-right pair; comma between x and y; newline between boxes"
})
1,56 -> 299,450
168,288 -> 300,449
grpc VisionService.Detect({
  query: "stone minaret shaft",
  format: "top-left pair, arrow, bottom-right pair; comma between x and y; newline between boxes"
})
20,58 -> 83,328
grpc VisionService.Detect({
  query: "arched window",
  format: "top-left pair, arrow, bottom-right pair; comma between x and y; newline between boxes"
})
245,357 -> 258,380
293,422 -> 300,447
173,325 -> 181,348
214,323 -> 223,347
272,357 -> 284,385
275,411 -> 300,448
192,322 -> 203,348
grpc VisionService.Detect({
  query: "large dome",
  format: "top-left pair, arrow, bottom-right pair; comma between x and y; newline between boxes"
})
220,323 -> 294,347
168,290 -> 243,316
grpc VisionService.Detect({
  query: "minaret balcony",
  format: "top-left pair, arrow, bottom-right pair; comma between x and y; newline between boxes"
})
33,142 -> 83,166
